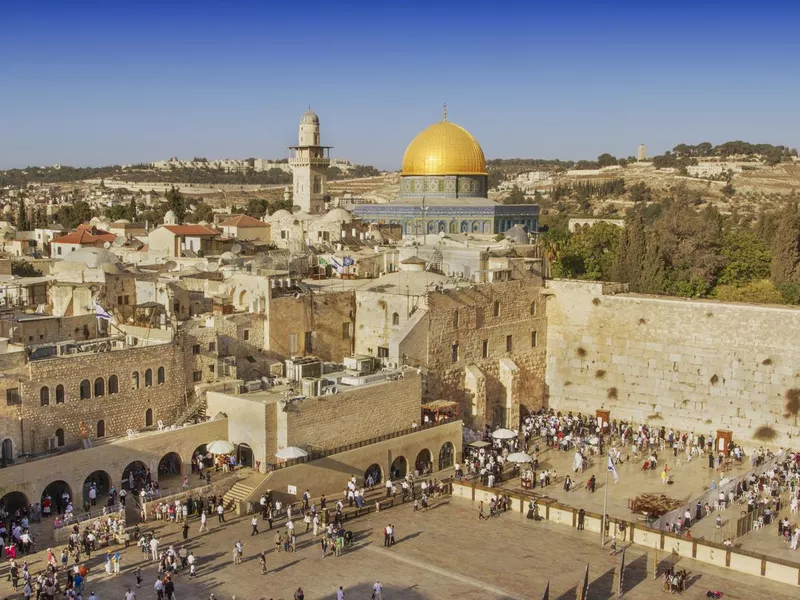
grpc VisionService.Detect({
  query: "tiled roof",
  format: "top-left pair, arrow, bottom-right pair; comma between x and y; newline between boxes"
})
218,214 -> 269,228
162,225 -> 220,236
52,229 -> 116,245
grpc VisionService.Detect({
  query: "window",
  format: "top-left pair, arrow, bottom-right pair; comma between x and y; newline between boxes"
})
506,335 -> 513,352
192,344 -> 200,355
132,371 -> 140,390
453,310 -> 459,328
79,379 -> 91,400
451,343 -> 459,363
482,340 -> 488,359
530,301 -> 537,316
144,369 -> 153,387
209,364 -> 215,374
289,334 -> 298,355
117,295 -> 123,305
243,329 -> 250,341
192,371 -> 202,382
94,378 -> 105,397
281,230 -> 287,239
377,346 -> 389,358
208,342 -> 216,352
55,384 -> 64,404
342,322 -> 350,340
157,366 -> 165,385
392,312 -> 400,326
55,428 -> 64,447
96,420 -> 105,438
40,386 -> 50,406
493,301 -> 500,317
304,331 -> 313,353
6,388 -> 22,406
57,247 -> 62,256
123,295 -> 130,305
108,375 -> 118,394
531,330 -> 538,347
145,408 -> 153,427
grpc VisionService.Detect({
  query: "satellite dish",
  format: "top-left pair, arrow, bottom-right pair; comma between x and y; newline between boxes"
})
438,231 -> 446,238
113,236 -> 126,247
103,241 -> 112,249
164,260 -> 178,271
206,260 -> 219,273
231,243 -> 242,255
291,205 -> 302,214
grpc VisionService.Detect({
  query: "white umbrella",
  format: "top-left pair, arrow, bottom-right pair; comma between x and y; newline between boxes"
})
468,440 -> 491,448
506,452 -> 533,464
491,428 -> 518,440
275,446 -> 308,460
207,440 -> 235,455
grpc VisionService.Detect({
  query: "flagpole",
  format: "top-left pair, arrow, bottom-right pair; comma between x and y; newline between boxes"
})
601,450 -> 609,547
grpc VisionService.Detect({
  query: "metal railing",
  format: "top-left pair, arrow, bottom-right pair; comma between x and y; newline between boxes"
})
268,418 -> 458,471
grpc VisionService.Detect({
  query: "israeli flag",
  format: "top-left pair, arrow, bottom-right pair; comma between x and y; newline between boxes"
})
330,257 -> 344,274
94,302 -> 113,321
342,256 -> 354,267
607,454 -> 619,483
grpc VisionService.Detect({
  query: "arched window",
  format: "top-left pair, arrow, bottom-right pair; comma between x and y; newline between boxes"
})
144,369 -> 153,387
96,420 -> 105,438
145,408 -> 153,427
55,428 -> 64,447
94,377 -> 105,397
392,312 -> 399,326
40,386 -> 50,406
157,366 -> 165,385
79,379 -> 91,400
453,310 -> 459,328
530,301 -> 537,316
108,375 -> 118,395
55,385 -> 64,404
132,372 -> 140,390
493,300 -> 500,317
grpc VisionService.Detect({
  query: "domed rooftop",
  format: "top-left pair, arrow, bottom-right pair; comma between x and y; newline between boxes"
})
269,209 -> 292,221
300,109 -> 319,125
504,224 -> 529,244
401,120 -> 486,176
323,208 -> 352,223
62,248 -> 121,268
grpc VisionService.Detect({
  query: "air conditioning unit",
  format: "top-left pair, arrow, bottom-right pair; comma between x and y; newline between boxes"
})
301,377 -> 323,397
46,436 -> 58,450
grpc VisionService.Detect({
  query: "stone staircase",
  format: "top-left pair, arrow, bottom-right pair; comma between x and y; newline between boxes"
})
222,471 -> 270,510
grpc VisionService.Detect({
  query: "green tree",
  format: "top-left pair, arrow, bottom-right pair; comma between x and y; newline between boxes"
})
713,280 -> 786,304
16,201 -> 28,230
597,153 -> 617,167
770,204 -> 800,302
718,230 -> 771,287
56,200 -> 93,229
129,197 -> 138,221
503,185 -> 528,204
553,222 -> 621,280
11,260 -> 42,277
192,201 -> 214,223
165,186 -> 187,222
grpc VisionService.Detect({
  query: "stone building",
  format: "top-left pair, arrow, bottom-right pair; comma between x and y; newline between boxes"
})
0,334 -> 186,458
289,109 -> 331,214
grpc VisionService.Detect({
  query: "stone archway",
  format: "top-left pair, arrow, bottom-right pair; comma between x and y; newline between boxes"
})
41,480 -> 73,516
390,456 -> 407,479
83,470 -> 112,507
192,444 -> 209,474
238,443 -> 254,468
0,491 -> 29,514
414,448 -> 432,475
122,460 -> 149,491
438,442 -> 455,470
364,463 -> 383,488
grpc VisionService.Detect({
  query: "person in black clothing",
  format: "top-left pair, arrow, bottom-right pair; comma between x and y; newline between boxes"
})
577,508 -> 585,530
182,522 -> 189,540
164,576 -> 175,600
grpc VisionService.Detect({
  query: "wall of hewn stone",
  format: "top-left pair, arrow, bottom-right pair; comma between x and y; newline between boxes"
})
267,291 -> 354,362
545,279 -> 800,447
0,314 -> 98,345
10,341 -> 187,452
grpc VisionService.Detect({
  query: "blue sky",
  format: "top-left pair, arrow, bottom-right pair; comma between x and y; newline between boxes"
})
1,0 -> 798,170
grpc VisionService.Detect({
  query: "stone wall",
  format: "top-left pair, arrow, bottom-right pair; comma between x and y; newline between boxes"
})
251,420 -> 462,505
0,314 -> 98,345
267,291 -> 354,362
545,279 -> 800,447
285,373 -> 422,452
420,280 -> 548,428
7,341 -> 187,452
0,419 -> 227,508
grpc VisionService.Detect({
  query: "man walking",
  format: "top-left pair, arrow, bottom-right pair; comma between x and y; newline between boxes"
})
149,536 -> 159,561
199,510 -> 208,533
372,581 -> 383,600
217,503 -> 225,523
251,515 -> 259,536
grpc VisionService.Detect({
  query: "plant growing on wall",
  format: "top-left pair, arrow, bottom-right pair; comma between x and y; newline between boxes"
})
595,369 -> 606,379
607,387 -> 618,399
753,425 -> 777,442
784,389 -> 800,423
576,347 -> 587,358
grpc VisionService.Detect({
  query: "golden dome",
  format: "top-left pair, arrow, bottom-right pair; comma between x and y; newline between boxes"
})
401,120 -> 486,176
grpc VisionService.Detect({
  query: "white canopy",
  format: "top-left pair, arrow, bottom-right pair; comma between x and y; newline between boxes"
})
206,440 -> 235,455
275,446 -> 309,460
506,452 -> 533,464
491,428 -> 518,440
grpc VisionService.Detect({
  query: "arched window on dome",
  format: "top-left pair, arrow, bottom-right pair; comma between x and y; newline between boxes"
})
460,221 -> 469,233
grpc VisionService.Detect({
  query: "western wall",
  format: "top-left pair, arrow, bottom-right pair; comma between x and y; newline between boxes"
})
545,279 -> 800,447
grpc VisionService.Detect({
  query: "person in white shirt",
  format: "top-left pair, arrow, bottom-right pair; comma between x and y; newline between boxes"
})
372,581 -> 383,600
336,586 -> 345,600
125,588 -> 136,600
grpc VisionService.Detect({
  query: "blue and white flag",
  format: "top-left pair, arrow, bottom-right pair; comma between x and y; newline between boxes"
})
342,256 -> 354,267
607,454 -> 619,483
330,257 -> 344,274
94,302 -> 113,321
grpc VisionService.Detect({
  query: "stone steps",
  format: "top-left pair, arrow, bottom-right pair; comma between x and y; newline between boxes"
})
222,472 -> 269,509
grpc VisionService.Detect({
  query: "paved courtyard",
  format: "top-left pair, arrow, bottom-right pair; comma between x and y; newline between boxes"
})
5,494 -> 800,599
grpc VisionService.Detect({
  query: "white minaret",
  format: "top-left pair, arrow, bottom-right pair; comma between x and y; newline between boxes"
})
289,109 -> 331,214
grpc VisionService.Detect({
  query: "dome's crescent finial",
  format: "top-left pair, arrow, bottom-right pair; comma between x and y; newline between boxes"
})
443,103 -> 447,122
